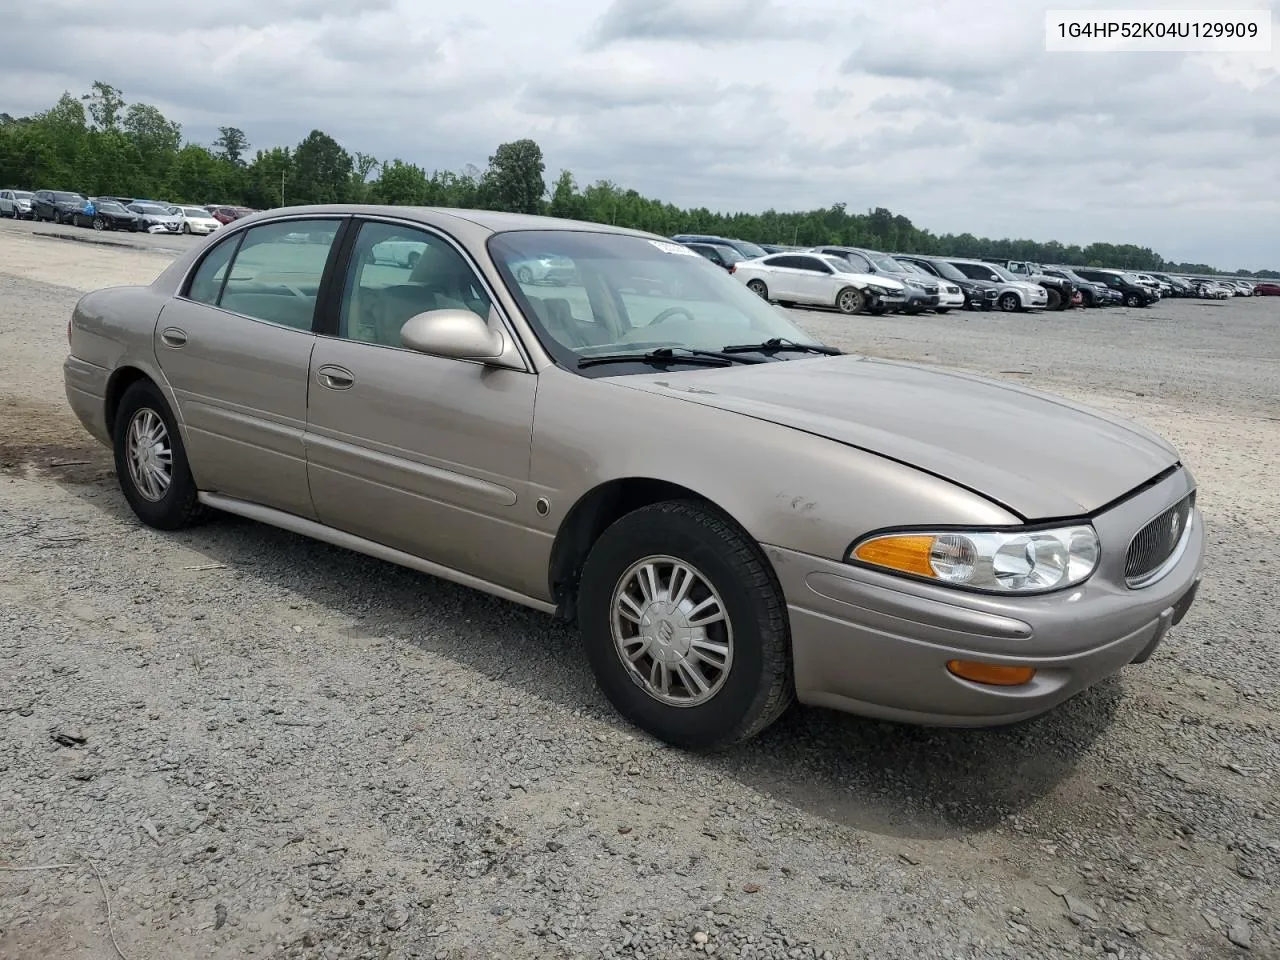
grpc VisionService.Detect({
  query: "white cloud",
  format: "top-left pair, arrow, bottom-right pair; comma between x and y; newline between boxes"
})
3,0 -> 1278,268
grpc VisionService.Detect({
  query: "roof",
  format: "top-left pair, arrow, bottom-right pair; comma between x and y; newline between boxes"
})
234,204 -> 660,240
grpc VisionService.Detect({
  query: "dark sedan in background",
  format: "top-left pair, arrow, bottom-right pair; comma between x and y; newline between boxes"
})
31,189 -> 89,223
77,199 -> 142,232
682,241 -> 745,271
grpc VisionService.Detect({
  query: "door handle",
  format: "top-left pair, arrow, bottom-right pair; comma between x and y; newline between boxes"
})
159,327 -> 188,347
316,364 -> 354,390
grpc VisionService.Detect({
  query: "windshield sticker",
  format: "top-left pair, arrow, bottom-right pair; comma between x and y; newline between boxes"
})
649,240 -> 699,256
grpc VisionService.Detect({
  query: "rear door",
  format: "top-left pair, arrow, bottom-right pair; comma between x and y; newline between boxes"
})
790,255 -> 838,303
154,216 -> 346,518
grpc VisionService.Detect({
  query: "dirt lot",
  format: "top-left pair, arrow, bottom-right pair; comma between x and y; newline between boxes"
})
1,221 -> 1277,960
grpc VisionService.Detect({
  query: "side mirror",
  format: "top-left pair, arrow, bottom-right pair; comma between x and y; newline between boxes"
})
400,309 -> 521,368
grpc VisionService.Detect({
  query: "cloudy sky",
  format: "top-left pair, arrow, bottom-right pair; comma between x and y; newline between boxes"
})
6,0 -> 1279,268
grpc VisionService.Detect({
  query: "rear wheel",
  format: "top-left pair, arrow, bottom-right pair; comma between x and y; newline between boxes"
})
835,286 -> 864,315
112,380 -> 207,530
746,279 -> 769,300
577,501 -> 793,750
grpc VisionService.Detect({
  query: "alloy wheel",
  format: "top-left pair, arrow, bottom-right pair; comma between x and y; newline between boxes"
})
125,408 -> 173,502
609,555 -> 733,708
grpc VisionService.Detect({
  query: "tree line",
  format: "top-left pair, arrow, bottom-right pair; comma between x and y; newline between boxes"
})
1,82 -> 1273,278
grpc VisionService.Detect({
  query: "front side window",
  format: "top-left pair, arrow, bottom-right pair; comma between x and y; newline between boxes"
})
185,219 -> 341,329
339,221 -> 492,347
794,256 -> 832,274
488,230 -> 818,371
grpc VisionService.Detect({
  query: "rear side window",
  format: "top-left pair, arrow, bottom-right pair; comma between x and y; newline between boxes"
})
187,234 -> 240,305
184,219 -> 342,330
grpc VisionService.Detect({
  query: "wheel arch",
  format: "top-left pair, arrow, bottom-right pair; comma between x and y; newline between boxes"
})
104,365 -> 156,438
547,477 -> 752,622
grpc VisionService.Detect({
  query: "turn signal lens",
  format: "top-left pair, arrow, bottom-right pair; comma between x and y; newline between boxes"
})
946,660 -> 1036,686
848,524 -> 1100,595
851,535 -> 935,577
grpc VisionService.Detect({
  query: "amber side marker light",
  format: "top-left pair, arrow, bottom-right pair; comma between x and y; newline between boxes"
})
946,660 -> 1036,687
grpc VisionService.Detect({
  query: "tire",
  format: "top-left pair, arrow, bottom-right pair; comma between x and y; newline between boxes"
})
1124,292 -> 1143,308
1045,288 -> 1061,310
998,292 -> 1021,312
576,500 -> 794,750
516,265 -> 533,283
746,279 -> 769,300
183,222 -> 191,234
835,286 -> 864,315
406,251 -> 421,270
92,216 -> 105,231
112,380 -> 207,531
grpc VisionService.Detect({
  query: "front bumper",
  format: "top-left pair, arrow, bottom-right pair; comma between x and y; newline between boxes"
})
768,467 -> 1204,726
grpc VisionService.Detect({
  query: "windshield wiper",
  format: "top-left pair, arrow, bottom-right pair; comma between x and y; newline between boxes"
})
578,347 -> 764,369
720,337 -> 844,356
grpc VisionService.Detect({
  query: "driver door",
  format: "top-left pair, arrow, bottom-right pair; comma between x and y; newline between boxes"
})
303,219 -> 543,595
790,255 -> 837,304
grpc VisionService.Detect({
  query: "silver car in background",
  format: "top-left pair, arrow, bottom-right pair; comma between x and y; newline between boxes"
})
0,189 -> 35,219
945,259 -> 1050,312
128,202 -> 185,234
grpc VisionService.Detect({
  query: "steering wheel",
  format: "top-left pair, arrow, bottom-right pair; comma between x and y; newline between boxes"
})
649,306 -> 695,326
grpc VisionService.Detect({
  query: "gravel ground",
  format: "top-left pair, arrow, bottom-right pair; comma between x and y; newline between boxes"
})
1,224 -> 1277,960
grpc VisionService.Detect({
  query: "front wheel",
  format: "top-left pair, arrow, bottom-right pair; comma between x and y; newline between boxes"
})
112,380 -> 207,530
835,286 -> 864,315
92,216 -> 106,231
576,501 -> 793,750
1124,292 -> 1143,307
998,292 -> 1021,312
746,279 -> 769,300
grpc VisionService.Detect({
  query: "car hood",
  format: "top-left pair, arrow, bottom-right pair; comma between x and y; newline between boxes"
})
834,271 -> 905,291
612,355 -> 1179,520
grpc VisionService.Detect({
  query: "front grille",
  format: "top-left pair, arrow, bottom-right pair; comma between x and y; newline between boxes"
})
1125,492 -> 1194,586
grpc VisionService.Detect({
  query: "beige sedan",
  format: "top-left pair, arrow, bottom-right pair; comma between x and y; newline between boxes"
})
64,206 -> 1204,748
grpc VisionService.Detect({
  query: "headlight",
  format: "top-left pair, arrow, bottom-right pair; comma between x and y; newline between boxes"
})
905,279 -> 926,290
867,284 -> 897,296
847,525 -> 1100,594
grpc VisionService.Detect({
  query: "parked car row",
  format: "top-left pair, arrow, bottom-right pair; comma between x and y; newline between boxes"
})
669,234 -> 1273,315
0,187 -> 257,236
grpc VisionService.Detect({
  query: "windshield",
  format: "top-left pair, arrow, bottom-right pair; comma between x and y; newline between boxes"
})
926,259 -> 966,282
182,206 -> 209,217
711,245 -> 744,264
97,202 -> 125,213
731,240 -> 767,259
488,230 -> 820,371
135,204 -> 170,214
13,191 -> 33,199
893,259 -> 930,276
819,254 -> 858,273
53,192 -> 83,202
986,263 -> 1017,281
871,255 -> 908,274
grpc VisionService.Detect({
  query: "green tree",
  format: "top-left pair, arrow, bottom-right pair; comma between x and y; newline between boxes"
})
482,138 -> 545,214
290,129 -> 352,204
548,170 -> 586,220
214,126 -> 249,166
169,144 -> 223,202
82,81 -> 125,131
244,146 -> 293,208
371,159 -> 431,205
